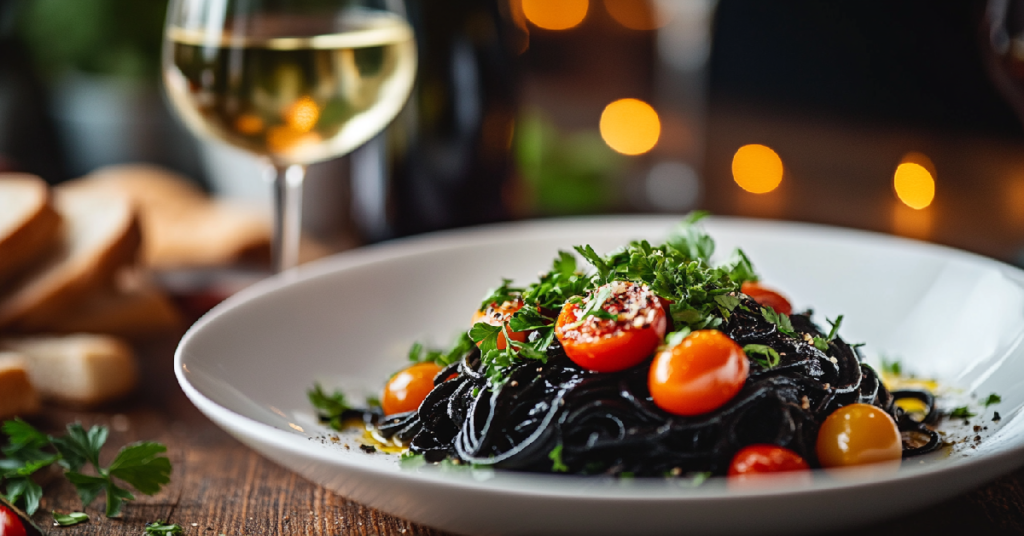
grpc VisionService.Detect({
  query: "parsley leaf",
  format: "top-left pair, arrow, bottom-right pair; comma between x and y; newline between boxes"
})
760,306 -> 796,337
307,383 -> 350,430
573,244 -> 613,282
743,344 -> 781,368
145,520 -> 184,534
52,510 -> 89,526
0,420 -> 172,517
950,406 -> 976,419
879,357 -> 902,376
478,278 -> 523,312
548,444 -> 568,473
983,393 -> 1002,407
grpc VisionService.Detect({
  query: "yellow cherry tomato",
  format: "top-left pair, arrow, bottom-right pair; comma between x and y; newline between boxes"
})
816,403 -> 901,473
383,362 -> 442,416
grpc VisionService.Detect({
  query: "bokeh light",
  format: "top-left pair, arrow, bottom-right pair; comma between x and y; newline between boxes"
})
599,98 -> 661,155
603,0 -> 668,31
522,0 -> 588,30
285,96 -> 320,133
893,162 -> 935,210
731,144 -> 783,193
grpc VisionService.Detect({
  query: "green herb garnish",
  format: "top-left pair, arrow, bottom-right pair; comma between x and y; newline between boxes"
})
0,419 -> 171,517
760,306 -> 796,337
52,511 -> 89,526
880,356 -> 902,376
983,393 -> 1002,407
950,406 -> 976,419
144,520 -> 184,534
548,444 -> 568,473
743,344 -> 781,368
307,383 -> 350,430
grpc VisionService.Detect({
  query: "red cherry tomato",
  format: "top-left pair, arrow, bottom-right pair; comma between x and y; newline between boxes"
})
382,362 -> 442,416
816,403 -> 902,474
0,505 -> 26,536
741,281 -> 793,315
728,444 -> 811,480
472,299 -> 528,351
554,281 -> 667,373
648,330 -> 748,416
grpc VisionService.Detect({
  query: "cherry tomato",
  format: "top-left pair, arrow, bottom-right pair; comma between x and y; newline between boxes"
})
0,505 -> 26,536
648,329 -> 748,416
816,403 -> 901,473
728,444 -> 811,484
554,281 -> 667,373
472,299 -> 528,351
740,281 -> 793,315
382,362 -> 442,415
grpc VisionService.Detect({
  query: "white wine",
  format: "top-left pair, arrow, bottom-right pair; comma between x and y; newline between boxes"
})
164,13 -> 416,165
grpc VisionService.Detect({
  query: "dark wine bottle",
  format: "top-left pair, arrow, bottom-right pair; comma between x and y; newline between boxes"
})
349,0 -> 519,242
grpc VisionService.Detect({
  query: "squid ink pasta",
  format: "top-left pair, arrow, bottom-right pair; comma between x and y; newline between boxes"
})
313,214 -> 942,479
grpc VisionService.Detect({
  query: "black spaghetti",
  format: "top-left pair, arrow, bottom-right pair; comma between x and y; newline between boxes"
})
315,214 -> 941,478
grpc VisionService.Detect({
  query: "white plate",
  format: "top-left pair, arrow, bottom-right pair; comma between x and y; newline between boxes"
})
175,216 -> 1024,536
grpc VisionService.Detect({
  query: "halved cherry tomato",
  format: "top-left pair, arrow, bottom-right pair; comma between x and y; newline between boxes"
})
382,362 -> 442,415
740,281 -> 793,315
816,403 -> 901,473
554,281 -> 667,373
649,329 -> 748,416
472,299 -> 528,351
728,444 -> 811,479
0,505 -> 26,536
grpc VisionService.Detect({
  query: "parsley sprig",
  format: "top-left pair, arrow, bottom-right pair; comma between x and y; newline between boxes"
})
0,419 -> 171,517
465,213 -> 761,385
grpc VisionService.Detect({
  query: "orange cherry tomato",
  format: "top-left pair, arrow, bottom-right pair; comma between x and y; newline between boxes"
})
740,281 -> 793,315
816,403 -> 902,473
0,505 -> 26,536
554,281 -> 667,373
382,362 -> 442,415
648,329 -> 748,416
728,444 -> 811,483
472,299 -> 528,351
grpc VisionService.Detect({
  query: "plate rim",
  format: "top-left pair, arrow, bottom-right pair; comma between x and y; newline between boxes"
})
174,215 -> 1024,501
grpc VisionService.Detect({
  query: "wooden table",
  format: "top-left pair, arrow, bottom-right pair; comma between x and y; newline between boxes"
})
18,321 -> 1024,536
21,105 -> 1024,535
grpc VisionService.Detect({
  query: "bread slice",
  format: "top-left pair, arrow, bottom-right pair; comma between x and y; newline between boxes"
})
0,174 -> 62,286
0,186 -> 141,330
33,272 -> 182,338
0,352 -> 41,419
71,164 -> 271,268
0,334 -> 137,406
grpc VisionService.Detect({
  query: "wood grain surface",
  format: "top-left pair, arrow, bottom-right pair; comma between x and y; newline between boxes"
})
10,332 -> 1022,536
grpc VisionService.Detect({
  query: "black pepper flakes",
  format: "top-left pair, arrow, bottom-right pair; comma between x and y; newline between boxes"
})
360,444 -> 377,453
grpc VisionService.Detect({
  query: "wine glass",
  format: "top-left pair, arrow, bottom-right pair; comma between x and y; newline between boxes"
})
162,0 -> 417,272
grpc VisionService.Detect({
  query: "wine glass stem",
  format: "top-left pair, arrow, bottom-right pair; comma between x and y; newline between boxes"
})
271,163 -> 307,273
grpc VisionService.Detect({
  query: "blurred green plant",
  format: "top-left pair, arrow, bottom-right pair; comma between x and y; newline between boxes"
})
515,110 -> 626,215
16,0 -> 167,79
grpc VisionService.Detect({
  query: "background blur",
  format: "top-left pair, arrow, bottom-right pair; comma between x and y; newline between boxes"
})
2,0 -> 1024,262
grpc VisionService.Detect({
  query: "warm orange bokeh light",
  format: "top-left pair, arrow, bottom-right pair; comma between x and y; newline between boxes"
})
522,0 -> 588,30
893,162 -> 935,210
732,144 -> 783,194
599,98 -> 661,155
603,0 -> 666,30
285,96 -> 320,133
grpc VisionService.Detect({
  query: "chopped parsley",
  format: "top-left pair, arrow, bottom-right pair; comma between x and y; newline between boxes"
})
760,306 -> 796,338
440,213 -> 758,388
307,383 -> 350,430
812,315 -> 844,351
144,520 -> 184,534
548,444 -> 568,473
52,511 -> 89,526
743,344 -> 781,368
949,406 -> 976,419
983,393 -> 1002,407
879,356 -> 902,376
0,419 -> 171,517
